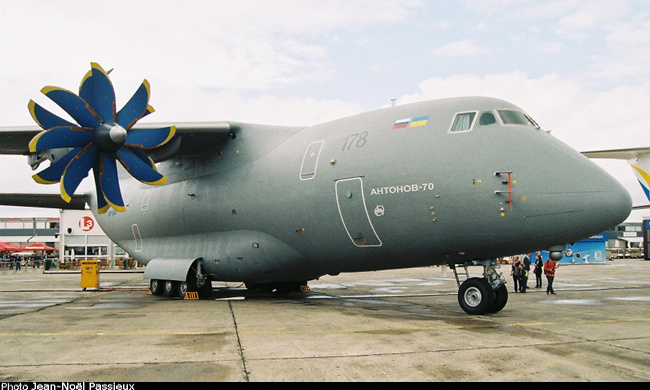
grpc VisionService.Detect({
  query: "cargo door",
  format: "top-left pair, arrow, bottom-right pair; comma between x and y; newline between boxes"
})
335,177 -> 382,247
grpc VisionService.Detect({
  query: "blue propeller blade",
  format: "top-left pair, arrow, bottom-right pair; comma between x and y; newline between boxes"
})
42,86 -> 101,129
98,153 -> 126,212
28,100 -> 77,130
141,104 -> 155,119
60,144 -> 99,203
32,147 -> 82,184
79,62 -> 116,123
125,126 -> 176,149
116,147 -> 166,185
127,147 -> 157,169
116,80 -> 150,129
92,166 -> 110,214
29,127 -> 94,153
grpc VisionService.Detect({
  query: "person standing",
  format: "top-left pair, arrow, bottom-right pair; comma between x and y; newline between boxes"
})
520,253 -> 531,293
511,257 -> 520,292
544,257 -> 558,295
534,254 -> 544,288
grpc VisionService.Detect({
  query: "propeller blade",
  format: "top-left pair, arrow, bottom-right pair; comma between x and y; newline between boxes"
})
116,80 -> 150,129
79,62 -> 116,123
60,144 -> 99,203
28,100 -> 77,130
125,126 -> 176,149
42,86 -> 101,129
32,147 -> 82,184
29,126 -> 94,153
98,153 -> 126,212
92,166 -> 110,214
141,104 -> 155,119
127,147 -> 157,169
116,147 -> 166,185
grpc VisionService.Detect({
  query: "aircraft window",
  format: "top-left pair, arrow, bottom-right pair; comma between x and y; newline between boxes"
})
449,112 -> 477,132
479,112 -> 496,126
497,110 -> 539,127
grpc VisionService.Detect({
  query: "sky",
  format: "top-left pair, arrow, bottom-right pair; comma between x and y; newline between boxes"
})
1,0 -> 650,222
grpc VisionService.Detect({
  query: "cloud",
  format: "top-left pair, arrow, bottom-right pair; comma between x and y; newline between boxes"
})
0,0 -> 423,122
431,40 -> 489,57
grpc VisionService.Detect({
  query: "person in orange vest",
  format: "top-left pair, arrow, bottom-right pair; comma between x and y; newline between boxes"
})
544,257 -> 559,295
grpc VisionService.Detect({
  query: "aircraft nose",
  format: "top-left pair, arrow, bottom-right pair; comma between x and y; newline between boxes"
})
585,172 -> 633,230
523,150 -> 632,244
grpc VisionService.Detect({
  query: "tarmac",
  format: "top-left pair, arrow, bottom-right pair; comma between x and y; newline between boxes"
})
0,259 -> 649,382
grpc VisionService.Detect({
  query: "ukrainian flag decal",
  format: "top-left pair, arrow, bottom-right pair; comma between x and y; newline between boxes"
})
410,116 -> 429,127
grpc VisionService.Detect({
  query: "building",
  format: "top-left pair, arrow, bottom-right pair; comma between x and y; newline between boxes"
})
59,210 -> 129,268
0,210 -> 129,268
0,216 -> 59,249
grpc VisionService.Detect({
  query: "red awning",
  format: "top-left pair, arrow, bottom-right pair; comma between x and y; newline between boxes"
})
20,243 -> 57,251
0,242 -> 22,251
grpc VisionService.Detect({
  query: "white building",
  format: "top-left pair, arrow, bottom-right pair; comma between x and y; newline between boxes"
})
0,210 -> 129,268
59,209 -> 129,268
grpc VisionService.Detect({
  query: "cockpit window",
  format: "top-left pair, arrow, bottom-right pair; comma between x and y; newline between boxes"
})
479,112 -> 496,126
449,112 -> 477,132
497,110 -> 539,127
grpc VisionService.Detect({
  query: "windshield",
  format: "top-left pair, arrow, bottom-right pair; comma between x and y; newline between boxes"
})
497,110 -> 539,127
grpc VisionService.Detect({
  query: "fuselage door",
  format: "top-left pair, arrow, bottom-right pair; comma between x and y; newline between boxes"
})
335,177 -> 382,247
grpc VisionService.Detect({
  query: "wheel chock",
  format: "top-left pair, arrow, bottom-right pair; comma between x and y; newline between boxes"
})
184,291 -> 200,300
146,288 -> 152,295
299,285 -> 311,293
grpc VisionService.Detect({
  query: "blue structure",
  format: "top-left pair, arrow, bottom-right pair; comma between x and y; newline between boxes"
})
536,234 -> 607,264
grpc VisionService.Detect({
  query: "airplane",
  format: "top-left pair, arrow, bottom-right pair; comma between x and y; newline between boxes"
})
0,63 -> 632,315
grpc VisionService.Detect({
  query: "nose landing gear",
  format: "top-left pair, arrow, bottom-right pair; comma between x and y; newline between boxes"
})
451,260 -> 507,315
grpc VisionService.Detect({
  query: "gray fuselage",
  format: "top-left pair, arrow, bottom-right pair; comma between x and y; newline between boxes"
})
93,97 -> 632,284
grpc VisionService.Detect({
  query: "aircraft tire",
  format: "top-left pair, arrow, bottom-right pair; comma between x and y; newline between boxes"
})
487,284 -> 508,313
150,279 -> 164,295
182,261 -> 213,299
178,281 -> 189,298
163,280 -> 179,297
458,278 -> 495,315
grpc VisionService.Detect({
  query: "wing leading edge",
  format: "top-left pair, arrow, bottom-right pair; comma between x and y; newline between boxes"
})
583,147 -> 650,210
0,122 -> 235,157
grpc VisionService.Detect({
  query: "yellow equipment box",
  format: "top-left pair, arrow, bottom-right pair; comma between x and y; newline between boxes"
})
80,260 -> 100,289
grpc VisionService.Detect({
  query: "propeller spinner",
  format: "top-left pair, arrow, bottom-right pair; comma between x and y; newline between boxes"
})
28,62 -> 176,214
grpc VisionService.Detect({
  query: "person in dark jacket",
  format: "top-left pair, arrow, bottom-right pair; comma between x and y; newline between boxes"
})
534,254 -> 544,288
520,253 -> 531,292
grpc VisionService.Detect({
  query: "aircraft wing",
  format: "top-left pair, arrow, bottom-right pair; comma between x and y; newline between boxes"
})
0,126 -> 41,155
582,147 -> 650,160
582,147 -> 650,210
0,122 -> 235,159
0,193 -> 87,210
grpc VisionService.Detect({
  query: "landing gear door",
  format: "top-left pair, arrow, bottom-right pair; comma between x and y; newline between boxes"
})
335,177 -> 382,247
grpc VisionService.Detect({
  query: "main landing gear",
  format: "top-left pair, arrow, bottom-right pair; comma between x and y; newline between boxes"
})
450,260 -> 507,315
149,260 -> 212,299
